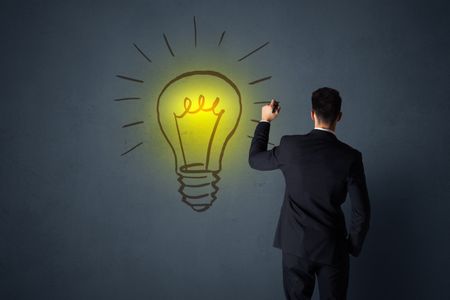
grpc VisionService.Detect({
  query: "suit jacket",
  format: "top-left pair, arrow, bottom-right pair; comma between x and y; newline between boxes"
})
249,122 -> 370,265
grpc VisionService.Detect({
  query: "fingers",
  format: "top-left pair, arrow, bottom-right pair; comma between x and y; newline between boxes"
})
261,99 -> 280,112
262,99 -> 272,107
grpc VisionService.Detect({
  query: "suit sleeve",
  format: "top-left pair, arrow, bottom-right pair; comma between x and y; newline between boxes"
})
347,151 -> 371,257
248,121 -> 284,171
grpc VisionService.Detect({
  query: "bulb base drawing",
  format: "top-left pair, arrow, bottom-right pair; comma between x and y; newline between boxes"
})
176,163 -> 220,212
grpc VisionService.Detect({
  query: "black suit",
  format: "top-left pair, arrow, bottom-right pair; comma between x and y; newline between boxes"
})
249,122 -> 370,300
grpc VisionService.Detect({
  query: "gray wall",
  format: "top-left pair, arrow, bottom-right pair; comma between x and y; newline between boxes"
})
1,0 -> 449,299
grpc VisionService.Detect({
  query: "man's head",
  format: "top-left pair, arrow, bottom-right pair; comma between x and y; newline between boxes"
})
311,87 -> 342,128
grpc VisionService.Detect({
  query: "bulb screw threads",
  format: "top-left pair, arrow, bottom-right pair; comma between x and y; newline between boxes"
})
176,164 -> 220,212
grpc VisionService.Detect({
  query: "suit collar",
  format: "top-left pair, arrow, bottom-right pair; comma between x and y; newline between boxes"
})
309,128 -> 338,139
314,127 -> 336,136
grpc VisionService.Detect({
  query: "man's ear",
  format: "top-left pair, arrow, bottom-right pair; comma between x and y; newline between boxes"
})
336,112 -> 342,122
311,111 -> 315,121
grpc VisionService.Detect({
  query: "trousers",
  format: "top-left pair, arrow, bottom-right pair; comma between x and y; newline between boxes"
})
282,251 -> 349,300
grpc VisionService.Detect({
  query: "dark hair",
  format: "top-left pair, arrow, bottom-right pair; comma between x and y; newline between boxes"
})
311,87 -> 342,124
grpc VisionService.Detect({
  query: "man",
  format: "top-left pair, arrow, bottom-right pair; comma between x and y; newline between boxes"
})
248,87 -> 370,300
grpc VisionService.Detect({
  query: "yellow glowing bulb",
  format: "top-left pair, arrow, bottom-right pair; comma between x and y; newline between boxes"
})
157,70 -> 242,212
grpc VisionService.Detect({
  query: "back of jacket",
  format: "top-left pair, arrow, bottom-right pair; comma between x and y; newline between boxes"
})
249,122 -> 370,265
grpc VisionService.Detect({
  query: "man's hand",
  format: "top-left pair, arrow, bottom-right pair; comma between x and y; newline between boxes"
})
261,99 -> 281,122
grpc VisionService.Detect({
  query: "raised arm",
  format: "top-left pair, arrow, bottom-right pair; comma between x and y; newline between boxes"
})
248,99 -> 283,171
248,121 -> 284,171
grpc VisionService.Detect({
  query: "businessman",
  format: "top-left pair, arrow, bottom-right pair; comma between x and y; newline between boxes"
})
248,87 -> 370,300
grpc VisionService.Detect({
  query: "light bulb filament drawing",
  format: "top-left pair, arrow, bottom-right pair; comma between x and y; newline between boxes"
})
175,95 -> 222,117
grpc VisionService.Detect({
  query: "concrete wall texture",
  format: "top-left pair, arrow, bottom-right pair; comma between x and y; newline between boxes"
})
1,0 -> 449,299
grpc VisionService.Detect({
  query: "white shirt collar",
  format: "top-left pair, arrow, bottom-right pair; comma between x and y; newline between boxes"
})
314,127 -> 336,136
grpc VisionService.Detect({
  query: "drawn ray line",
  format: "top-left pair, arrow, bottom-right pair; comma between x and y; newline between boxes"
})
121,142 -> 143,156
249,76 -> 272,85
238,41 -> 269,62
193,16 -> 197,47
113,97 -> 141,101
253,101 -> 270,104
133,43 -> 152,63
163,33 -> 175,57
247,135 -> 275,146
250,119 -> 260,123
218,31 -> 226,46
122,121 -> 144,128
116,75 -> 144,83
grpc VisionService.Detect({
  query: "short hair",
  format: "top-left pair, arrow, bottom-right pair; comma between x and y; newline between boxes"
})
311,87 -> 342,124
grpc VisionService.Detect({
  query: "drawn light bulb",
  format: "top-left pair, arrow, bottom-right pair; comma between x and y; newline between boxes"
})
157,70 -> 242,212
